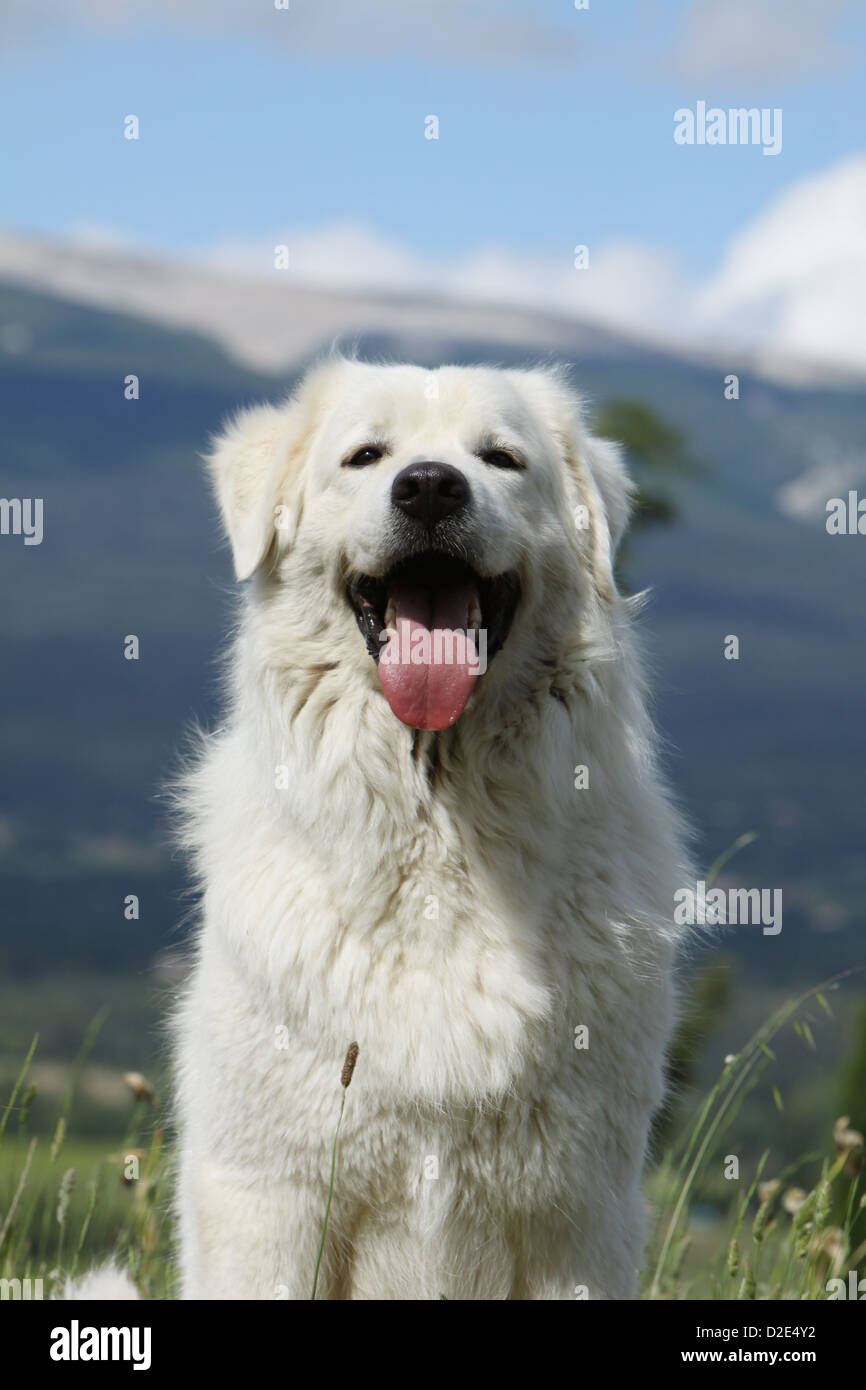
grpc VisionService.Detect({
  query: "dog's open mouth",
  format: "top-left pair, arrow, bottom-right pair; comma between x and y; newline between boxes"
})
347,551 -> 520,731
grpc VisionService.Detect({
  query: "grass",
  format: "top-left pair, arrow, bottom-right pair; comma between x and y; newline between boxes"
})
644,969 -> 866,1299
0,1020 -> 176,1300
0,983 -> 863,1301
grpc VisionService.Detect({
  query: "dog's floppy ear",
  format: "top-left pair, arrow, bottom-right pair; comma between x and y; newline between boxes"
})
207,361 -> 348,580
510,368 -> 634,595
579,432 -> 633,581
208,401 -> 312,581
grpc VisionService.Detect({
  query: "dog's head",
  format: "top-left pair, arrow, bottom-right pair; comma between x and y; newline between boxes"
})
208,358 -> 632,731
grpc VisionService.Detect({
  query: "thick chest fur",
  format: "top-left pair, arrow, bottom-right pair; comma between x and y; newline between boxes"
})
199,813 -> 553,1097
185,791 -> 671,1134
178,694 -> 682,1193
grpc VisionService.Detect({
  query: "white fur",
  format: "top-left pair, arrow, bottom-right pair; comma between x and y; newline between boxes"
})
173,358 -> 690,1301
60,1263 -> 140,1300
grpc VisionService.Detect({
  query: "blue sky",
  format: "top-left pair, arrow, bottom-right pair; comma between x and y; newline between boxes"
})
1,1 -> 865,370
1,1 -> 864,272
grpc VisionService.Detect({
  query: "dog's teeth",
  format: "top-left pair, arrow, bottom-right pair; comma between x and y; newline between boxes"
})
469,598 -> 482,630
384,599 -> 396,628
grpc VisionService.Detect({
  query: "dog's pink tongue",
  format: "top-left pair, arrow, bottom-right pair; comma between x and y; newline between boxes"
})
378,580 -> 479,730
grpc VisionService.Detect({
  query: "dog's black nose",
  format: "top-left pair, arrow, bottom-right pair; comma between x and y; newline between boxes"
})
391,462 -> 470,528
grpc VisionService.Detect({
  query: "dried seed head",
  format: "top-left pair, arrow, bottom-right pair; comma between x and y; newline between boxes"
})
123,1072 -> 157,1105
818,1227 -> 845,1273
791,1189 -> 816,1256
833,1115 -> 864,1152
56,1167 -> 76,1226
726,1237 -> 740,1277
815,1180 -> 833,1230
752,1200 -> 772,1244
341,1042 -> 359,1089
757,1178 -> 780,1204
782,1186 -> 807,1215
794,1225 -> 813,1260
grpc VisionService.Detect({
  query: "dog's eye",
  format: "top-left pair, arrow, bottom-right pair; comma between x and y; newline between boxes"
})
343,445 -> 385,468
478,448 -> 524,471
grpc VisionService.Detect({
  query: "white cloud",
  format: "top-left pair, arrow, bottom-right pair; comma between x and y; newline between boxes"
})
672,0 -> 856,84
206,224 -> 430,293
195,158 -> 866,376
692,156 -> 866,372
201,227 -> 693,346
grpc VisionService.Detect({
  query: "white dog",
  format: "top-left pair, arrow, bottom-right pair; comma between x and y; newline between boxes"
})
172,357 -> 689,1301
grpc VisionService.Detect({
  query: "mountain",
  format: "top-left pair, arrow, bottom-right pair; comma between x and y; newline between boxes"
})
1,228 -> 857,388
